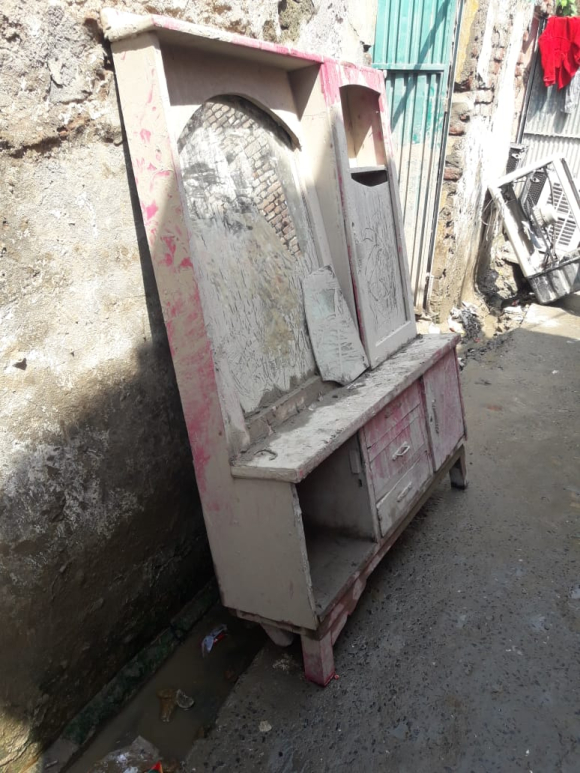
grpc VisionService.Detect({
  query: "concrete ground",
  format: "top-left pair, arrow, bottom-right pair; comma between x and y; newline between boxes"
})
186,304 -> 580,773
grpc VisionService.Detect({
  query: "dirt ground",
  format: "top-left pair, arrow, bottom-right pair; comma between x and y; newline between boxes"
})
184,303 -> 580,773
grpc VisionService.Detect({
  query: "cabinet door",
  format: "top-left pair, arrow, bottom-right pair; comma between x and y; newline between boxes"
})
376,450 -> 432,536
330,81 -> 417,367
346,177 -> 417,366
423,351 -> 465,470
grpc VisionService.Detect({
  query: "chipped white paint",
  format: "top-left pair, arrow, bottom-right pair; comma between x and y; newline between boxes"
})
303,266 -> 368,385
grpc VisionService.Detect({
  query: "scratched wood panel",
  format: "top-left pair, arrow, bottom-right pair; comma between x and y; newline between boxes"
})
303,266 -> 368,385
423,350 -> 465,470
178,96 -> 321,415
348,179 -> 409,352
232,334 -> 458,482
323,64 -> 417,367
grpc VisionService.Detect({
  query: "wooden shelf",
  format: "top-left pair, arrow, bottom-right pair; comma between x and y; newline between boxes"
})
305,529 -> 376,618
231,334 -> 458,483
349,165 -> 387,174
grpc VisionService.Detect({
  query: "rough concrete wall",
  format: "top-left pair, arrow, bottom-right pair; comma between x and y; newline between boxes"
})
429,0 -> 535,322
0,1 -> 376,770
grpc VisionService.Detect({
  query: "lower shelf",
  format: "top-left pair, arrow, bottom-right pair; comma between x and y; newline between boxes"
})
305,528 -> 376,618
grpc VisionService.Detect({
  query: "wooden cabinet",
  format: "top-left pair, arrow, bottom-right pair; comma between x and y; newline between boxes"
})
106,10 -> 468,688
231,338 -> 467,683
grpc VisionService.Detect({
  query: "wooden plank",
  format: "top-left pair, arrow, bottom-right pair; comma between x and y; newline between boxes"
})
348,177 -> 410,343
231,334 -> 458,482
303,266 -> 368,385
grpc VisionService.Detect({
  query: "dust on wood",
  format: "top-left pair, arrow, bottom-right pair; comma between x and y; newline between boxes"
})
303,265 -> 368,385
178,96 -> 321,415
232,334 -> 457,482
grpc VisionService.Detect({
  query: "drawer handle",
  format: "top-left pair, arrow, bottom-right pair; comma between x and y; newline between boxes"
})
392,442 -> 411,460
396,482 -> 413,502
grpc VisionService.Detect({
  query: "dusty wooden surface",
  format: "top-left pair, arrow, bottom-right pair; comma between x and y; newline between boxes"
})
178,95 -> 319,416
349,178 -> 409,348
303,266 -> 368,385
232,334 -> 458,481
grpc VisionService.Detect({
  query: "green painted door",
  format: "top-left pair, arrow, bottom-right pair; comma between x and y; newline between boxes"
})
373,0 -> 459,309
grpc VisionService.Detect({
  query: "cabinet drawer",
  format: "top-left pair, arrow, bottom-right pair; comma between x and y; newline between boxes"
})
363,382 -> 422,449
368,403 -> 429,500
376,450 -> 432,536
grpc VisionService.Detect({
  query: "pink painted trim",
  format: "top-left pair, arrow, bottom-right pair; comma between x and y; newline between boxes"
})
103,8 -> 387,76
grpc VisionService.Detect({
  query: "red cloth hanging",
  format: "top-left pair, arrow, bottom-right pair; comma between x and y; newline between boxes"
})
539,16 -> 580,89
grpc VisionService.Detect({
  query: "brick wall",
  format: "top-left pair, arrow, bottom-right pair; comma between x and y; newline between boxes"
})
200,97 -> 302,258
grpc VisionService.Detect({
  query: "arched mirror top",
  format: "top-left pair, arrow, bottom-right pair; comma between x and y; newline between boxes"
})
178,93 -> 301,151
177,94 -> 321,418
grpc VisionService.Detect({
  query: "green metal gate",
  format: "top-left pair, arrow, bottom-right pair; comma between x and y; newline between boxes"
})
373,0 -> 460,310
